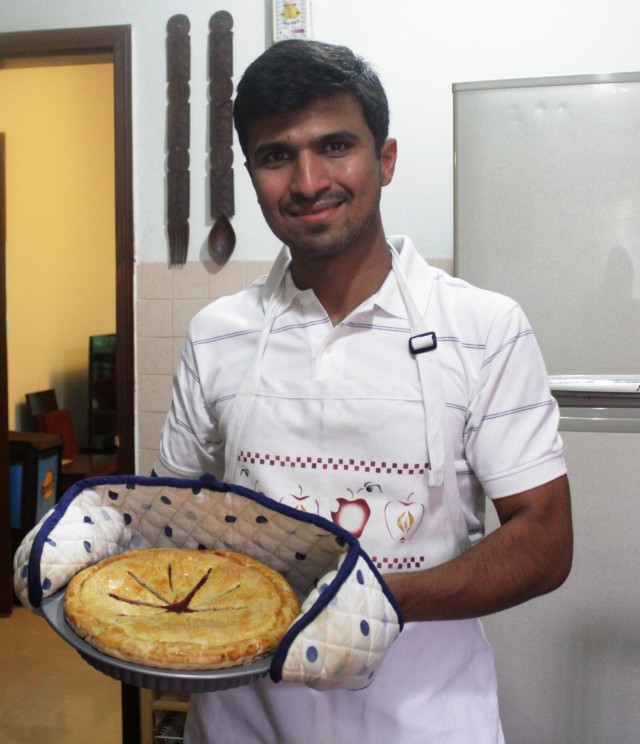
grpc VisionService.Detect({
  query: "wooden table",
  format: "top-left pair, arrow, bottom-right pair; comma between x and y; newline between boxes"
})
59,451 -> 118,492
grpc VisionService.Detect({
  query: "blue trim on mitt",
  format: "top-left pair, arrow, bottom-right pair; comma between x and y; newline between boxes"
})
27,472 -> 360,608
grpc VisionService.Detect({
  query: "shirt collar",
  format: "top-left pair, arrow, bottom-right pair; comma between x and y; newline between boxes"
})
281,270 -> 316,313
375,236 -> 433,319
263,236 -> 434,320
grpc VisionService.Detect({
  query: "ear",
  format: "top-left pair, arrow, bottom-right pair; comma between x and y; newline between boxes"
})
380,138 -> 397,187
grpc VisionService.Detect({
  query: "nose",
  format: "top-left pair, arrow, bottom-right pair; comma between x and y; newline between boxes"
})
290,150 -> 331,200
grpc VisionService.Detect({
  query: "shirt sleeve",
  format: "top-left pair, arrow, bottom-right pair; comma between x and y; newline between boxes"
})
154,330 -> 225,480
464,303 -> 567,499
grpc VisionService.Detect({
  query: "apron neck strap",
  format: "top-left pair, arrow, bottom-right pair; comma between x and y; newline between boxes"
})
390,244 -> 445,487
261,246 -> 291,311
389,244 -> 471,552
225,249 -> 291,480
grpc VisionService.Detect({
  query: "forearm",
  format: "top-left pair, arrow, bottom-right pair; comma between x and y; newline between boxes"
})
383,475 -> 573,621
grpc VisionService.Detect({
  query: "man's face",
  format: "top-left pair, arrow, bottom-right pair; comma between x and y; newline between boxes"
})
245,93 -> 397,261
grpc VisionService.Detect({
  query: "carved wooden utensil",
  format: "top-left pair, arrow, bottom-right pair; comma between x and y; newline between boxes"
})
208,10 -> 236,265
166,14 -> 191,266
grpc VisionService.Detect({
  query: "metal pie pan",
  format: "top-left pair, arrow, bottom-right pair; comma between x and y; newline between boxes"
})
41,590 -> 272,692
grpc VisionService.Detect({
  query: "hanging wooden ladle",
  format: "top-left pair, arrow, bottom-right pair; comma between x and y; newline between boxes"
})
208,212 -> 235,264
207,10 -> 236,265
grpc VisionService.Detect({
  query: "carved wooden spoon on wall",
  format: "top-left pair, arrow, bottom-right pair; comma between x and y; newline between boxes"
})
208,10 -> 236,265
208,212 -> 235,264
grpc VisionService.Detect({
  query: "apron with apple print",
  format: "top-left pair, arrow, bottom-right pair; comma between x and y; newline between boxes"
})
224,243 -> 471,571
195,241 -> 504,743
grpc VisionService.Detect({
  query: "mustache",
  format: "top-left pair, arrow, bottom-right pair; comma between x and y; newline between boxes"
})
283,191 -> 351,213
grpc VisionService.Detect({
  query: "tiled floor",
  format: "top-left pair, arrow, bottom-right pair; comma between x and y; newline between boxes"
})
1,605 -> 121,743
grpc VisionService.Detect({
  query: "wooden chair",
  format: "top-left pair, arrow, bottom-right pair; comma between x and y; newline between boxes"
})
25,388 -> 59,417
32,408 -> 78,460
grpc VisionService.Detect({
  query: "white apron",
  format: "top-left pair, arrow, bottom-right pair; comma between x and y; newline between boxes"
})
185,245 -> 504,744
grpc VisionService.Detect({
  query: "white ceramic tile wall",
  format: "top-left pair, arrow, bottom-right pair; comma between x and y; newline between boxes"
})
136,259 -> 272,475
135,256 -> 453,476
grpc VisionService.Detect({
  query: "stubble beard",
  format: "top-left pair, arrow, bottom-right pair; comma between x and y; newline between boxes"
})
272,192 -> 383,261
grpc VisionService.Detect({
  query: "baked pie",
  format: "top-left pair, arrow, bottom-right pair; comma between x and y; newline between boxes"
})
64,548 -> 301,670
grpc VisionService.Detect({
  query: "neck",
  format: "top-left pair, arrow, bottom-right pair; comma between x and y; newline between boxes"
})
290,234 -> 391,325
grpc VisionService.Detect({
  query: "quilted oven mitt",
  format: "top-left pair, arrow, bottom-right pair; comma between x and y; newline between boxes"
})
13,474 -> 403,691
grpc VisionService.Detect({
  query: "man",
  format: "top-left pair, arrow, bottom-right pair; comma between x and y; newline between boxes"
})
155,39 -> 572,743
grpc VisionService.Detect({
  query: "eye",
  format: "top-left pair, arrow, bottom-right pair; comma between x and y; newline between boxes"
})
259,149 -> 290,168
324,140 -> 350,155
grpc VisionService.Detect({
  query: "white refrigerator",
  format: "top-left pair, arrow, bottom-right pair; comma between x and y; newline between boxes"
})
453,73 -> 640,744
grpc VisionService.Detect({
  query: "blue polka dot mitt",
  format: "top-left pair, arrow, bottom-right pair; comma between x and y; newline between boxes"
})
13,473 -> 403,691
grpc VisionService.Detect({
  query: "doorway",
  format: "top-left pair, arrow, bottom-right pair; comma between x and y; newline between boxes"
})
3,58 -> 116,435
0,25 -> 134,611
0,24 -> 137,744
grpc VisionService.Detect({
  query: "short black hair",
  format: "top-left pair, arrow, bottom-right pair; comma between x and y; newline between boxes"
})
233,39 -> 390,158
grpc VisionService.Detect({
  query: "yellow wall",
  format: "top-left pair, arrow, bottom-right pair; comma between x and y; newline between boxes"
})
0,61 -> 115,436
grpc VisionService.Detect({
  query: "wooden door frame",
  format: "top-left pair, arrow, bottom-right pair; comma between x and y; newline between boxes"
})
0,26 -> 137,744
0,134 -> 10,617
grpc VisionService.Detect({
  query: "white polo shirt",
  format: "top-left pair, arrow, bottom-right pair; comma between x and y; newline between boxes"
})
155,235 -> 566,545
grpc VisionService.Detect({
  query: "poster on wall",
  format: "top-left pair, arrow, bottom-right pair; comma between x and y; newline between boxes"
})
272,0 -> 312,41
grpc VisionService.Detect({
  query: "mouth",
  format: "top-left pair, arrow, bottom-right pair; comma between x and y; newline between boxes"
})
286,197 -> 347,224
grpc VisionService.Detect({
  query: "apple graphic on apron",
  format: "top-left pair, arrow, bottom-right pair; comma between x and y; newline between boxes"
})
331,484 -> 376,538
384,493 -> 424,542
279,485 -> 320,514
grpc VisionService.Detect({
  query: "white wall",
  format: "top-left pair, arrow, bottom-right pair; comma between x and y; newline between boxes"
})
2,0 -> 640,262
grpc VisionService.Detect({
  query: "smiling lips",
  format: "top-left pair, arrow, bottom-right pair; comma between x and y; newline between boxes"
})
285,192 -> 349,221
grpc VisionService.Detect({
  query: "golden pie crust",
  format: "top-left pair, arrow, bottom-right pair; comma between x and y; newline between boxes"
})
64,548 -> 301,670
